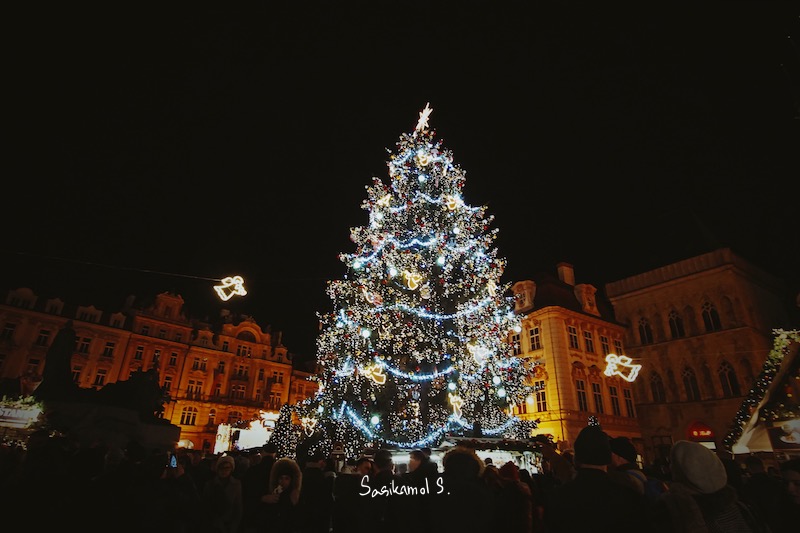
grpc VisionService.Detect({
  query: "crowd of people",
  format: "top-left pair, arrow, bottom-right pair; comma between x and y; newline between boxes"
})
0,426 -> 798,532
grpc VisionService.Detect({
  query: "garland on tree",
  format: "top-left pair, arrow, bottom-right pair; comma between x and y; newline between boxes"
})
722,328 -> 800,451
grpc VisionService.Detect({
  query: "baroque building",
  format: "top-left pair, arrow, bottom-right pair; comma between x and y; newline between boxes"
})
605,248 -> 795,462
511,263 -> 642,456
0,288 -> 318,452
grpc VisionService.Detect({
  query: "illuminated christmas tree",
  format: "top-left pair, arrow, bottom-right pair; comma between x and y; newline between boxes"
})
268,403 -> 299,459
297,104 -> 536,457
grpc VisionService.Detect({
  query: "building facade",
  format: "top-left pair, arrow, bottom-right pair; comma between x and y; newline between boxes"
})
0,288 -> 318,452
605,248 -> 794,462
511,263 -> 642,456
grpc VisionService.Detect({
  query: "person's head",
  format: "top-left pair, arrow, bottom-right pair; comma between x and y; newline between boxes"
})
779,458 -> 800,505
443,446 -> 484,481
215,455 -> 236,478
263,442 -> 278,457
355,457 -> 374,476
499,461 -> 520,482
669,440 -> 727,495
573,425 -> 611,469
373,449 -> 394,473
609,436 -> 638,467
408,450 -> 428,473
270,457 -> 302,493
744,455 -> 765,475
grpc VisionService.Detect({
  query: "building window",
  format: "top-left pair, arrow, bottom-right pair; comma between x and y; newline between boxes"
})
568,326 -> 580,350
222,341 -> 230,352
187,380 -> 203,400
134,346 -> 144,360
682,367 -> 701,401
255,388 -> 262,402
72,365 -> 82,383
169,352 -> 178,366
576,379 -> 588,412
208,409 -> 216,425
141,325 -> 150,336
214,383 -> 222,398
511,332 -> 522,355
609,385 -> 621,416
528,327 -> 541,351
258,368 -> 265,381
228,411 -> 243,425
232,384 -> 246,400
269,392 -> 281,410
583,331 -> 595,353
623,388 -> 635,417
702,301 -> 722,332
668,310 -> 686,339
180,407 -> 198,426
650,372 -> 666,403
638,318 -> 654,345
235,365 -> 249,378
237,345 -> 252,357
175,332 -> 182,342
591,382 -> 605,414
600,335 -> 610,356
192,358 -> 201,371
25,358 -> 40,376
613,339 -> 624,355
158,329 -> 167,339
516,401 -> 528,415
93,369 -> 107,387
718,361 -> 741,397
0,323 -> 16,341
36,329 -> 51,347
75,337 -> 91,354
163,375 -> 173,391
102,342 -> 115,358
535,380 -> 547,412
111,317 -> 123,328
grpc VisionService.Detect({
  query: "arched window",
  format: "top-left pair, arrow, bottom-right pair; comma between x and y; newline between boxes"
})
668,310 -> 685,339
718,361 -> 741,397
228,410 -> 244,425
701,300 -> 722,332
180,406 -> 198,425
682,367 -> 701,401
208,409 -> 217,425
638,317 -> 654,345
650,372 -> 666,403
236,331 -> 257,342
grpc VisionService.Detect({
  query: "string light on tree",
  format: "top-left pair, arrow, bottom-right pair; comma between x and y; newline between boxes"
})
295,103 -> 536,454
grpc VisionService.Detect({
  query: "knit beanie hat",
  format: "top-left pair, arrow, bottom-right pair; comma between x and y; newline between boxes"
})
609,436 -> 638,464
573,425 -> 611,466
216,455 -> 236,473
499,461 -> 520,481
670,440 -> 727,494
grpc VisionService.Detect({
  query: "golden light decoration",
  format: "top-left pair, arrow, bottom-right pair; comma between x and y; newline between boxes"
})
416,152 -> 431,166
362,364 -> 387,385
443,195 -> 458,211
603,353 -> 642,382
377,194 -> 391,207
361,286 -> 383,305
403,270 -> 423,290
301,416 -> 318,436
449,392 -> 464,419
214,276 -> 247,301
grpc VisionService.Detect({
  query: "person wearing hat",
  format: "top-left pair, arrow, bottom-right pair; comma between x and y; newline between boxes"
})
649,440 -> 765,532
609,436 -> 668,502
545,425 -> 647,533
200,454 -> 243,533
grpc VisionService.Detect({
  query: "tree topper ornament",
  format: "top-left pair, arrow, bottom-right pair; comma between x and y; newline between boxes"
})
415,102 -> 433,132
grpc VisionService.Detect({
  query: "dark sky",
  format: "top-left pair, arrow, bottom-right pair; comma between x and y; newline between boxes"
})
5,4 -> 799,363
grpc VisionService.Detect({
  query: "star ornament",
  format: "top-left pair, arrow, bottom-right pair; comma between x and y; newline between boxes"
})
449,392 -> 464,419
415,102 -> 433,132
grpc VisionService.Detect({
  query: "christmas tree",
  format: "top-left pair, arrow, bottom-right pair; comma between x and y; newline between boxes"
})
268,403 -> 299,459
297,104 -> 536,458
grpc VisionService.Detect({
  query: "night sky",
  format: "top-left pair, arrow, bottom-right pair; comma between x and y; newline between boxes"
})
5,4 -> 799,364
